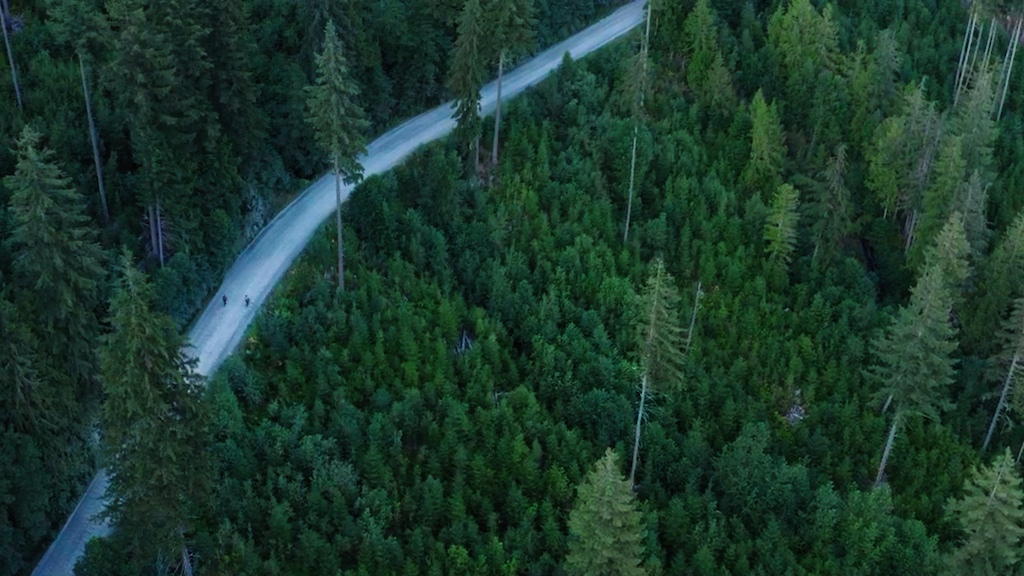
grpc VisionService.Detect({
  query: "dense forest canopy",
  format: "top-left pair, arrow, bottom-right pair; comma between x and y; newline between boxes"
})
7,0 -> 1024,574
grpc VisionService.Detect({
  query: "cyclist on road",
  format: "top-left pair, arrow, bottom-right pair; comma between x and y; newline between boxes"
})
245,295 -> 250,308
222,295 -> 228,307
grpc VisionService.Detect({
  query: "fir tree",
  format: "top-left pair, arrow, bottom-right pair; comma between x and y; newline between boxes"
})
3,126 -> 105,395
964,209 -> 1024,355
100,251 -> 210,568
487,0 -> 534,168
448,0 -> 485,173
945,449 -> 1024,575
742,89 -> 785,195
630,259 -> 686,487
870,214 -> 969,485
809,143 -> 852,263
983,297 -> 1024,452
565,449 -> 647,576
306,20 -> 369,291
764,183 -> 800,268
914,136 -> 966,266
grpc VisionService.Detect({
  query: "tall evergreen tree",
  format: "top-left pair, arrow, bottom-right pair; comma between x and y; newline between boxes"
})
630,259 -> 686,487
742,89 -> 785,196
448,0 -> 485,174
809,143 -> 852,263
914,135 -> 966,266
945,448 -> 1024,575
683,0 -> 733,109
100,251 -> 210,568
0,0 -> 21,109
487,0 -> 534,168
3,125 -> 105,396
48,0 -> 112,223
764,183 -> 800,269
983,297 -> 1024,452
306,20 -> 369,291
565,449 -> 647,576
870,213 -> 969,486
964,209 -> 1024,355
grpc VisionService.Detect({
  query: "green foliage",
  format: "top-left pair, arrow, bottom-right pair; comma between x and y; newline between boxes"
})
638,258 -> 685,389
449,0 -> 486,158
306,20 -> 369,183
742,89 -> 785,196
764,183 -> 800,268
565,449 -> 647,576
945,449 -> 1024,575
808,144 -> 853,264
100,252 -> 210,567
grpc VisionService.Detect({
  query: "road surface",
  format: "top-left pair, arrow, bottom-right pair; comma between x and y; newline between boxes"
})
31,2 -> 644,573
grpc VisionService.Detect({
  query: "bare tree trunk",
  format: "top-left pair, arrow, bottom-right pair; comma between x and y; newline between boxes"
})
963,18 -> 985,100
999,18 -> 1021,120
335,163 -> 345,292
874,410 -> 901,487
80,54 -> 109,224
956,11 -> 976,95
155,198 -> 165,266
473,134 -> 480,178
629,373 -> 649,489
903,209 -> 918,253
0,0 -> 22,110
684,281 -> 703,352
491,50 -> 504,169
148,204 -> 158,260
983,351 -> 1021,452
181,545 -> 194,576
983,17 -> 997,67
623,125 -> 639,243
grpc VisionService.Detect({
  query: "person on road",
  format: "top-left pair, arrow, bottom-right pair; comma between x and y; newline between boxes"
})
245,295 -> 250,308
222,294 -> 228,307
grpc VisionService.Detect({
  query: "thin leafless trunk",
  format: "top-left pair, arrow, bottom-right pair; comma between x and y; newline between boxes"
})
984,353 -> 1021,452
999,18 -> 1021,120
80,54 -> 109,223
148,204 -> 158,260
334,163 -> 345,291
491,51 -> 504,169
623,126 -> 639,243
155,199 -> 165,266
629,373 -> 648,489
983,17 -> 997,67
875,409 -> 901,487
684,281 -> 703,352
0,0 -> 21,110
956,12 -> 976,95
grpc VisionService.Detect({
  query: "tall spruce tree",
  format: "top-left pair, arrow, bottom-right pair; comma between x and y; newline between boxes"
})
306,20 -> 369,291
870,213 -> 969,486
983,297 -> 1024,452
448,0 -> 485,174
764,183 -> 801,269
945,449 -> 1024,575
965,209 -> 1024,355
100,251 -> 210,568
809,143 -> 853,263
487,0 -> 534,168
48,0 -> 111,223
630,259 -> 686,487
4,126 -> 105,396
742,89 -> 785,196
565,449 -> 647,576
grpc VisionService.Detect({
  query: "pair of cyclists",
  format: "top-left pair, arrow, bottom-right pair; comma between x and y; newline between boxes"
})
222,294 -> 250,308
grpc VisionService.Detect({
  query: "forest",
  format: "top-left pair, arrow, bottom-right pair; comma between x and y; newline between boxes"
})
6,0 -> 1024,574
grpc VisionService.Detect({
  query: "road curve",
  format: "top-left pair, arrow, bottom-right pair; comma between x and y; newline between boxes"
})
31,2 -> 643,573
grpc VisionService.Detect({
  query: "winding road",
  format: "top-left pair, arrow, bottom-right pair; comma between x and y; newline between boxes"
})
31,2 -> 644,573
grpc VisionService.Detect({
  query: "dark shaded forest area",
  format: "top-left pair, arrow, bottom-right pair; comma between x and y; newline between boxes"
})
7,0 -> 1024,574
0,0 -> 619,573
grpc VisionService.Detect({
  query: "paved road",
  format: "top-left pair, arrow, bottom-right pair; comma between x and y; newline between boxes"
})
31,2 -> 643,573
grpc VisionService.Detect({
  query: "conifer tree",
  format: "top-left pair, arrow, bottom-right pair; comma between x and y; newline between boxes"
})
0,0 -> 21,109
0,290 -> 45,432
4,126 -> 105,395
983,297 -> 1024,452
809,144 -> 852,263
964,210 -> 1024,355
306,20 -> 369,291
742,89 -> 785,196
683,0 -> 733,108
954,65 -> 997,181
764,183 -> 800,269
945,448 -> 1024,574
870,214 -> 969,486
565,449 -> 647,576
100,251 -> 210,568
48,0 -> 111,223
488,0 -> 534,168
914,136 -> 966,266
630,259 -> 685,487
448,0 -> 485,174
